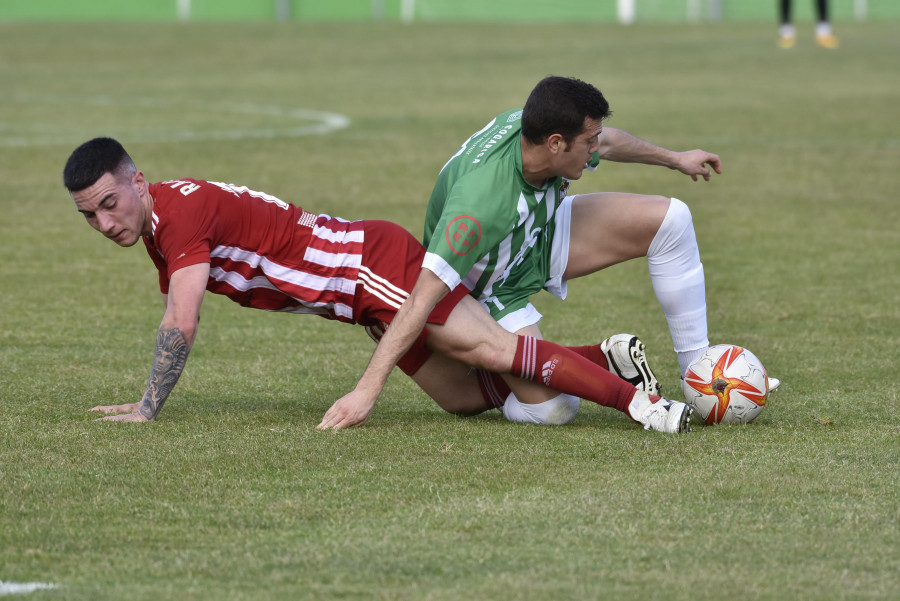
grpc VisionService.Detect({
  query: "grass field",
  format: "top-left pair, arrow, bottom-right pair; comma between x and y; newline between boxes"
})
1,19 -> 899,601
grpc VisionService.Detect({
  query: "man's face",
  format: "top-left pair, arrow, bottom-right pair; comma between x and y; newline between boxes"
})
555,117 -> 602,180
71,169 -> 149,247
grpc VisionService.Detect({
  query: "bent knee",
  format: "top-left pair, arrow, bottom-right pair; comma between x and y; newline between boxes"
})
501,393 -> 580,425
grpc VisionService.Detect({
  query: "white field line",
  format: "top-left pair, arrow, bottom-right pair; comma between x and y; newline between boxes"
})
0,580 -> 58,596
0,93 -> 350,147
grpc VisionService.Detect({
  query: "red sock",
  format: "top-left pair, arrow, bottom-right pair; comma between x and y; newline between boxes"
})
567,343 -> 610,371
512,336 -> 636,415
476,369 -> 511,409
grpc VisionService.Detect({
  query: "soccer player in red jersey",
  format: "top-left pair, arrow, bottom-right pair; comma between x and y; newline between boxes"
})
63,137 -> 690,433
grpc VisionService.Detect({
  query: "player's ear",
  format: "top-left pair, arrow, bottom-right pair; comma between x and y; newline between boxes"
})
133,170 -> 147,192
546,133 -> 565,154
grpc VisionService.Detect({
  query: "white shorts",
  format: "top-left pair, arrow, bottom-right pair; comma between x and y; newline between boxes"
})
494,194 -> 574,333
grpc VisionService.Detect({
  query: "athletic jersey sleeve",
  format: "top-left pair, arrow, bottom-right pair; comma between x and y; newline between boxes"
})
421,169 -> 515,289
141,179 -> 225,297
151,180 -> 220,280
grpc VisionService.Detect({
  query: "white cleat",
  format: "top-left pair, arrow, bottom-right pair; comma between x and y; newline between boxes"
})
639,398 -> 693,434
601,334 -> 660,395
768,377 -> 781,392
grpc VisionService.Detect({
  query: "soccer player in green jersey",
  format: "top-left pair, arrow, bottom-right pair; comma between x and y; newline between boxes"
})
321,76 -> 737,431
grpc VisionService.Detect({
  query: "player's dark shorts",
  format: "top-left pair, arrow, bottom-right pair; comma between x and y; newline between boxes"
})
354,220 -> 470,376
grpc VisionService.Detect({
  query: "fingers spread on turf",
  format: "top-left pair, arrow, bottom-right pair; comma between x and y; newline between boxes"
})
96,412 -> 148,423
317,410 -> 341,430
90,403 -> 140,414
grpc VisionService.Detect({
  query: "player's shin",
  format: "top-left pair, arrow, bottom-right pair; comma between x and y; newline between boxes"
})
565,343 -> 610,370
511,335 -> 638,418
647,198 -> 710,375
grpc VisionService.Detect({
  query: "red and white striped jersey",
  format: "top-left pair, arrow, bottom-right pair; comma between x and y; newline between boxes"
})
144,179 -> 365,323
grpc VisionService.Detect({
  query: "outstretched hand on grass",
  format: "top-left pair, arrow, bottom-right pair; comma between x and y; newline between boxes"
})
318,389 -> 376,430
96,412 -> 150,422
90,402 -> 141,414
89,403 -> 149,422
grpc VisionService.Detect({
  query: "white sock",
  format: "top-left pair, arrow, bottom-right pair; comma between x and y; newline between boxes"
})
647,198 -> 710,375
501,393 -> 579,425
627,390 -> 653,421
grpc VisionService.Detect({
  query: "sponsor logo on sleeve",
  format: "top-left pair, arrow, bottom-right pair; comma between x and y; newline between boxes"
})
445,216 -> 482,256
472,125 -> 514,164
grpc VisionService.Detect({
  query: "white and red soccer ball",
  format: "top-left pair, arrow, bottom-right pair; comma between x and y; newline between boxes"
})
681,345 -> 769,425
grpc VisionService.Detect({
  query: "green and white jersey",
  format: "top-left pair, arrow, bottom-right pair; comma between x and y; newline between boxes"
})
422,109 -> 573,320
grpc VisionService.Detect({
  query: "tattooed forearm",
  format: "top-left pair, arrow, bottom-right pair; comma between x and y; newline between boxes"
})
138,327 -> 191,420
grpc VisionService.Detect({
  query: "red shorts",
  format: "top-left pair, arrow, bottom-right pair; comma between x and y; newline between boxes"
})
353,220 -> 470,376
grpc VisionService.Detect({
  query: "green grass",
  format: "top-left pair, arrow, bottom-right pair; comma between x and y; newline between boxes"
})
1,20 -> 899,601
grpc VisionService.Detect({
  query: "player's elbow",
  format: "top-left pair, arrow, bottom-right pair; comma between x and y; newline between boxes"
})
181,323 -> 199,345
159,316 -> 199,347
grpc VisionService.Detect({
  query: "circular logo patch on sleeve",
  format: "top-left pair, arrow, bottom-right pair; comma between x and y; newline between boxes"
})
445,216 -> 482,256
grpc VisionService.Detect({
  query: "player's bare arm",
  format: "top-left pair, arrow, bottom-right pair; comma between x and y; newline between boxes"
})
597,127 -> 722,181
96,263 -> 208,422
317,269 -> 451,430
135,326 -> 191,421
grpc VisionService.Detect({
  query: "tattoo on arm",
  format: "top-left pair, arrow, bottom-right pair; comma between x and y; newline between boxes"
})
139,327 -> 190,420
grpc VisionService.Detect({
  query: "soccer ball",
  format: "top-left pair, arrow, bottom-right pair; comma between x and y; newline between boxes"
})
681,345 -> 769,425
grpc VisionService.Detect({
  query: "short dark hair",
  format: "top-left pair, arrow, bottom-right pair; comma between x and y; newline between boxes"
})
63,137 -> 135,192
521,76 -> 611,145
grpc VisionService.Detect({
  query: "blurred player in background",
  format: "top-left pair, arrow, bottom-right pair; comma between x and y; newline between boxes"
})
324,75 -> 777,430
63,137 -> 691,433
779,0 -> 838,49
